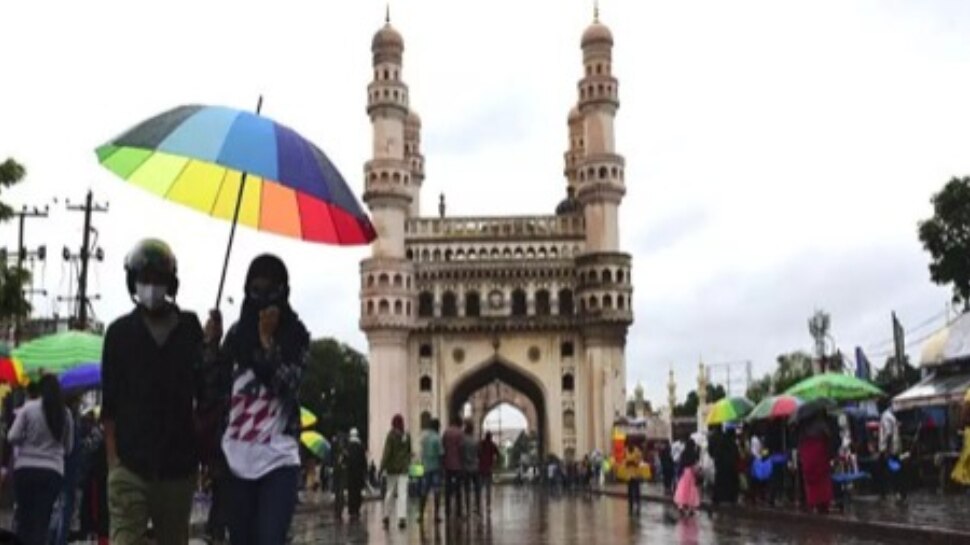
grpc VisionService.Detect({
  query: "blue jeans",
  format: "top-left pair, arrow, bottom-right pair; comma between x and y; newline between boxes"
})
228,466 -> 299,545
14,467 -> 63,545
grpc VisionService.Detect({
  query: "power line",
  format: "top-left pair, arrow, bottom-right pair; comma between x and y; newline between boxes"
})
865,308 -> 947,352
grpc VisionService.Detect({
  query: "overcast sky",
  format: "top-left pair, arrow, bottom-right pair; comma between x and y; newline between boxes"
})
2,0 -> 970,412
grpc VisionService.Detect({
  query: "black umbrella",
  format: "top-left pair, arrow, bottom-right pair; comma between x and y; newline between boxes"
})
789,398 -> 837,424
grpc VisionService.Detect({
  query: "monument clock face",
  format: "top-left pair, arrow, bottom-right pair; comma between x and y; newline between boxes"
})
488,290 -> 504,309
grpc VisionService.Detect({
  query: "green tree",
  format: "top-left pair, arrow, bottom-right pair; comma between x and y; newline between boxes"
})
0,158 -> 30,322
918,176 -> 970,310
745,351 -> 814,402
673,383 -> 726,417
299,338 -> 368,447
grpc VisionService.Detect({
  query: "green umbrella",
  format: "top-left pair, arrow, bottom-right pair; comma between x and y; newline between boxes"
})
784,372 -> 884,402
301,431 -> 330,460
13,331 -> 103,378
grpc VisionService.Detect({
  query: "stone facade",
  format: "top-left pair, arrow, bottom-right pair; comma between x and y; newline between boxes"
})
361,11 -> 633,460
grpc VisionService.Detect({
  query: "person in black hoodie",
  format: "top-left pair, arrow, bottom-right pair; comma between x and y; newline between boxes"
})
206,254 -> 310,545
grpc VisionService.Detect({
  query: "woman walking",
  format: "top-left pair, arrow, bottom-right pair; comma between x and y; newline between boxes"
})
208,254 -> 310,545
8,374 -> 74,545
674,437 -> 701,517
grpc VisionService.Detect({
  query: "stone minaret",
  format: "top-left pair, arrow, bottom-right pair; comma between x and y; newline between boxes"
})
563,106 -> 584,196
404,110 -> 424,217
360,12 -> 417,456
575,7 -> 633,454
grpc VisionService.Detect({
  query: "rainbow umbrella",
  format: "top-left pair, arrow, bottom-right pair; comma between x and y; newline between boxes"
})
300,431 -> 330,460
747,395 -> 802,421
0,357 -> 26,386
300,407 -> 318,429
95,101 -> 376,307
13,331 -> 103,379
706,396 -> 755,426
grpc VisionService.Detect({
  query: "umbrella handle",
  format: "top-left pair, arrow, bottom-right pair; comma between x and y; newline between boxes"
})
215,96 -> 263,311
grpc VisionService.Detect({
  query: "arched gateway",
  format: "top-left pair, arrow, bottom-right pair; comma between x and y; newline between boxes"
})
360,11 -> 634,460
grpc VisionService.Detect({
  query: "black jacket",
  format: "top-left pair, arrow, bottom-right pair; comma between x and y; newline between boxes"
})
101,308 -> 204,480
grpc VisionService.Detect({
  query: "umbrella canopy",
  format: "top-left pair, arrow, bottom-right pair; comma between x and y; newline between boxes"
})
13,331 -> 103,378
300,431 -> 330,460
95,105 -> 375,246
0,357 -> 27,386
790,398 -> 838,424
59,363 -> 101,392
784,372 -> 884,402
747,395 -> 802,421
706,396 -> 755,425
301,407 -> 318,429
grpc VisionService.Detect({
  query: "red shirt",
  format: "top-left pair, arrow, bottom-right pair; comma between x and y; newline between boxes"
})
479,439 -> 500,473
442,427 -> 464,471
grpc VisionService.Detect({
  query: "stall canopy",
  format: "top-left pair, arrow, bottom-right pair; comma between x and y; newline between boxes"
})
920,312 -> 970,368
893,370 -> 970,411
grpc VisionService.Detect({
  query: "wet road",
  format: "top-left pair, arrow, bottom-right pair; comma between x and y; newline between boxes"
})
286,487 -> 909,544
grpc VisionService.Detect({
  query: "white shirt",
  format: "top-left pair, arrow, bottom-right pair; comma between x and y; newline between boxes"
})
750,436 -> 763,459
671,441 -> 684,463
879,409 -> 901,455
222,369 -> 300,480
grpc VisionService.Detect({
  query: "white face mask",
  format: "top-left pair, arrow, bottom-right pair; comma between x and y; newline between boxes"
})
135,283 -> 168,311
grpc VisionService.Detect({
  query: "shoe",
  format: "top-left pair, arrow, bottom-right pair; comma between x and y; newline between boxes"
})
398,519 -> 407,529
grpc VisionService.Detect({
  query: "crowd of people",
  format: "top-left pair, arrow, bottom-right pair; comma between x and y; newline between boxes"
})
653,398 -> 911,519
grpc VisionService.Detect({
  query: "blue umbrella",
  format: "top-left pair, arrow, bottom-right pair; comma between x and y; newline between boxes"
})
59,363 -> 100,392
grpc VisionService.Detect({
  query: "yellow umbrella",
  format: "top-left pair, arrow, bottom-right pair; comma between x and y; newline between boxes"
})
301,407 -> 318,429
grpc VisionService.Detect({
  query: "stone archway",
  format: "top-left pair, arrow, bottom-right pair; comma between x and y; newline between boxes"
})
447,357 -> 547,457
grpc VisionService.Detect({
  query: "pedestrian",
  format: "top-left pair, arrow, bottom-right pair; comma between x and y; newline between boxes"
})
8,374 -> 74,545
952,390 -> 970,485
478,431 -> 499,511
461,420 -> 481,516
673,437 -> 701,517
442,415 -> 465,519
210,253 -> 310,544
53,396 -> 83,545
624,443 -> 642,514
380,414 -> 411,529
346,428 -> 368,520
797,412 -> 834,513
78,410 -> 108,544
709,427 -> 740,507
102,239 -> 204,545
659,442 -> 675,495
331,433 -> 348,518
877,399 -> 906,502
418,418 -> 443,524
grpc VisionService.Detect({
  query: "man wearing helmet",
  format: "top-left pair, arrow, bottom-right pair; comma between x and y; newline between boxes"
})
101,239 -> 205,545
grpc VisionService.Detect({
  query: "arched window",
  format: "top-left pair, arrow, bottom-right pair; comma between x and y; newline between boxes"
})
455,249 -> 465,261
406,249 -> 414,260
394,300 -> 403,314
383,69 -> 389,80
561,341 -> 575,358
588,296 -> 598,309
616,270 -> 624,283
442,291 -> 457,317
419,344 -> 432,358
432,249 -> 442,261
514,247 -> 524,258
558,289 -> 575,316
378,273 -> 389,286
378,299 -> 390,314
418,292 -> 434,317
587,269 -> 598,283
599,166 -> 609,179
419,375 -> 432,392
617,296 -> 625,310
367,301 -> 374,315
421,249 -> 430,261
564,409 -> 576,432
444,249 -> 453,262
562,373 -> 575,392
393,274 -> 403,287
602,269 -> 613,283
511,289 -> 527,316
367,275 -> 375,288
491,248 -> 500,259
536,290 -> 551,316
603,295 -> 613,309
503,248 -> 512,258
465,291 -> 481,318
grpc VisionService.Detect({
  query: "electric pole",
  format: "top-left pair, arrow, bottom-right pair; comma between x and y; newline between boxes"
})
1,204 -> 50,345
65,191 -> 108,331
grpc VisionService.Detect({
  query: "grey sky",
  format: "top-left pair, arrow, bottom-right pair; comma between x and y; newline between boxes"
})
2,0 -> 970,410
